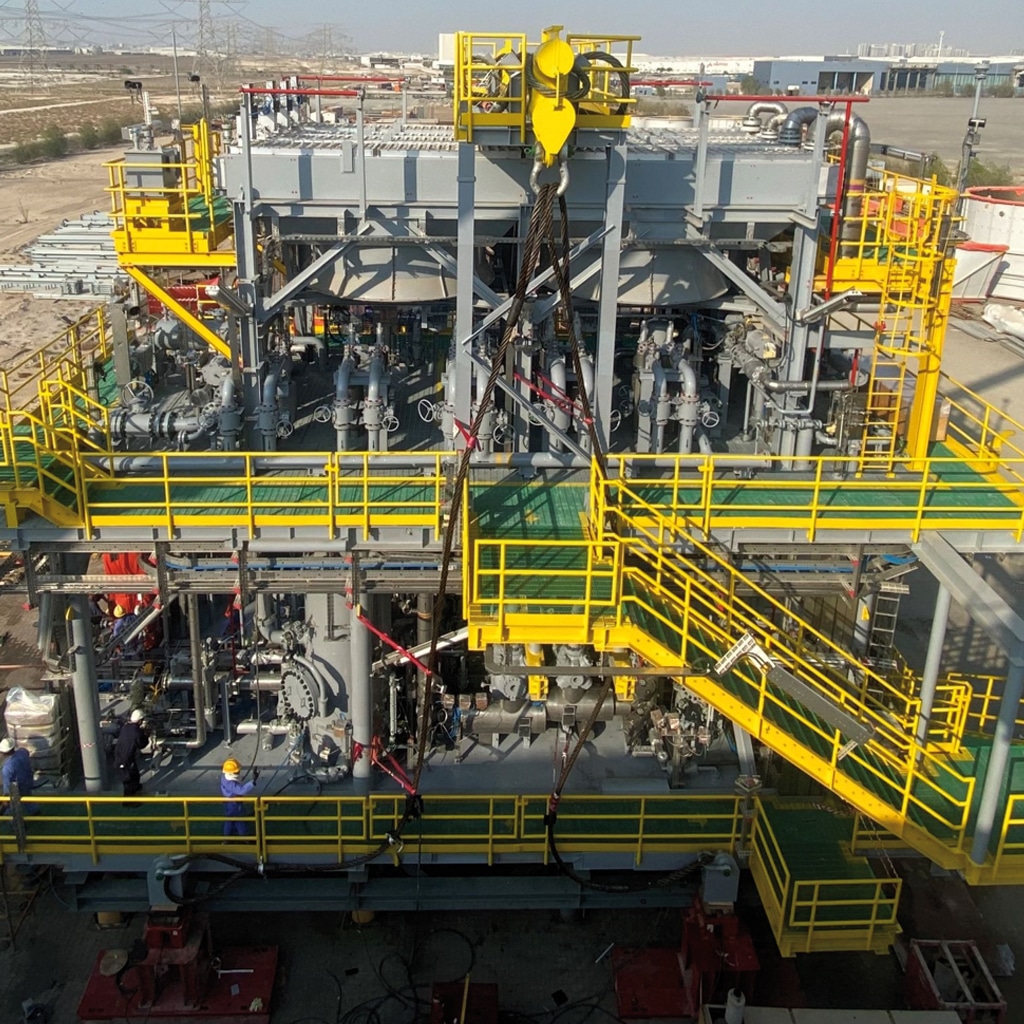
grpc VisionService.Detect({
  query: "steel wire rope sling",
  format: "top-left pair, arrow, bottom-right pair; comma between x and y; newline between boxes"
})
165,191 -> 564,898
542,192 -> 710,892
384,182 -> 565,852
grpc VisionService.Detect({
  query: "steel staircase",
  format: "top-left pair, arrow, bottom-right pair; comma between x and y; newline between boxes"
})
465,473 -> 1000,875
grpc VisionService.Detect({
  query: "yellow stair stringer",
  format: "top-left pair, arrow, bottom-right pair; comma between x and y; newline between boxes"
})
125,266 -> 233,361
593,617 -> 965,871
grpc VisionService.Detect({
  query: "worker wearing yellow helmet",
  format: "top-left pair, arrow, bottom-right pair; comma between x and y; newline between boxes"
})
221,756 -> 259,836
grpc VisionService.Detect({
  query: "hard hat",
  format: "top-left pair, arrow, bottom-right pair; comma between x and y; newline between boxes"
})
130,709 -> 144,724
113,604 -> 126,618
222,758 -> 241,775
0,738 -> 13,754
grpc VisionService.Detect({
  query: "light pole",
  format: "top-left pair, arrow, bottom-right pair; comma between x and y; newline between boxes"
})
955,61 -> 989,207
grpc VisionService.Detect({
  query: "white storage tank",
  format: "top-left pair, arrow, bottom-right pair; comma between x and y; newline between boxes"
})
963,186 -> 1024,301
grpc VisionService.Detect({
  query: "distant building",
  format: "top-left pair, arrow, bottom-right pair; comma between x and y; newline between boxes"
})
751,56 -> 879,95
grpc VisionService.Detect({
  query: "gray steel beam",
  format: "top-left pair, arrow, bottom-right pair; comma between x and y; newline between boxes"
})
259,240 -> 353,322
912,534 -> 1024,656
913,533 -> 1024,865
531,259 -> 602,321
455,142 -> 476,441
972,659 -> 1024,865
915,584 -> 952,748
421,242 -> 503,310
699,246 -> 789,331
594,142 -> 628,449
466,227 -> 611,343
466,350 -> 589,460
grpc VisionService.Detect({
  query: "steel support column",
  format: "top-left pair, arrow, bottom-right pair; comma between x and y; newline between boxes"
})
235,99 -> 264,446
915,584 -> 952,748
454,142 -> 476,443
972,656 -> 1024,865
350,603 -> 373,784
594,142 -> 627,449
69,595 -> 105,793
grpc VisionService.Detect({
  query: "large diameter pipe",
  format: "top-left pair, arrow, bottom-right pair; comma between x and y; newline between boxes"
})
812,112 -> 872,251
349,606 -> 373,783
464,688 -> 623,736
69,595 -> 105,793
677,359 -> 699,456
548,357 -> 570,453
652,361 -> 670,454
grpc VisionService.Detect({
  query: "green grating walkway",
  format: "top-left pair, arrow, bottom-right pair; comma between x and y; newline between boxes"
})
83,479 -> 440,521
470,480 -> 589,540
622,444 -> 1019,523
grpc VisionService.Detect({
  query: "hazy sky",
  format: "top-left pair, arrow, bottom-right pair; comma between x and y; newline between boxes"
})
31,0 -> 1024,56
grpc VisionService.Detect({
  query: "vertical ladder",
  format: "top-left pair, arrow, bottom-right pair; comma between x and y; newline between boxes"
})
858,178 -> 954,471
866,581 -> 908,661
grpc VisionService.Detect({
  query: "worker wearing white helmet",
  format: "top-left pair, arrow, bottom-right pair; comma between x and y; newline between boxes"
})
114,709 -> 149,798
0,736 -> 34,803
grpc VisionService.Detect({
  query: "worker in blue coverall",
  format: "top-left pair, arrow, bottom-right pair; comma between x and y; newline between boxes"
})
221,757 -> 259,836
0,736 -> 35,813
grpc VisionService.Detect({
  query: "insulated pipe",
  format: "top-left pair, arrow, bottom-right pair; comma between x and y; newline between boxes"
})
464,687 -> 623,737
577,353 -> 595,451
88,452 -> 776,477
349,605 -> 373,783
236,721 -> 292,735
676,359 -> 699,456
218,374 -> 241,451
415,593 -> 432,708
110,410 -> 204,439
812,111 -> 871,249
744,100 -> 788,122
441,364 -> 457,448
778,106 -> 819,146
334,353 -> 357,451
364,353 -> 385,452
548,357 -> 570,452
652,361 -> 671,454
259,369 -> 279,452
69,595 -> 105,793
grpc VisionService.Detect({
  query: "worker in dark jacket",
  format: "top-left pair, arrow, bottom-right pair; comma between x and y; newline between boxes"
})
114,709 -> 149,797
0,737 -> 34,801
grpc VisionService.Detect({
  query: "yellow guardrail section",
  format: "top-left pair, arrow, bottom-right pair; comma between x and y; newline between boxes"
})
4,308 -> 1024,541
749,802 -> 901,956
467,474 -> 979,868
606,451 -> 1024,544
454,28 -> 636,144
0,793 -> 744,867
823,171 -> 959,292
79,452 -> 450,540
106,119 -> 233,267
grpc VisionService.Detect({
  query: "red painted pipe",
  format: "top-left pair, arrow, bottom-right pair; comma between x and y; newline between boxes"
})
240,86 -> 360,97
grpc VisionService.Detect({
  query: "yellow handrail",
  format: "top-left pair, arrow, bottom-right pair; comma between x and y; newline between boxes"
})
0,792 -> 744,866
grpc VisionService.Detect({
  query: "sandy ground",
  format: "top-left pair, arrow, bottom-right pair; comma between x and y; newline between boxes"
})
0,149 -> 111,256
